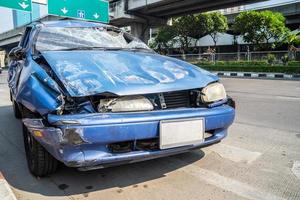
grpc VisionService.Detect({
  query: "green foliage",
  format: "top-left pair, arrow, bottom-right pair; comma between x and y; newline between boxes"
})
285,31 -> 300,48
194,13 -> 211,38
170,12 -> 228,53
150,25 -> 176,54
151,12 -> 228,53
205,12 -> 228,47
289,61 -> 300,67
234,10 -> 290,50
267,54 -> 276,65
281,54 -> 289,66
173,15 -> 200,53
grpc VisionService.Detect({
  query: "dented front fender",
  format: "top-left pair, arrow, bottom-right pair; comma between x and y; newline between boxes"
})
13,57 -> 64,116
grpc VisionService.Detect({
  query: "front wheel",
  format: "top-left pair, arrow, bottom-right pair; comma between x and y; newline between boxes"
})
23,124 -> 58,176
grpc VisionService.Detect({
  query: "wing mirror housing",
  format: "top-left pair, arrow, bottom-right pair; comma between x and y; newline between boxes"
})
8,46 -> 25,61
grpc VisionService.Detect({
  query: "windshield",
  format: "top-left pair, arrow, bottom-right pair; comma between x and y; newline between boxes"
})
35,26 -> 150,51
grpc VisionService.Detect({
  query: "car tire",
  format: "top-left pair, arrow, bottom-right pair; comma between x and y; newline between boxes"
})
12,100 -> 22,119
23,124 -> 58,177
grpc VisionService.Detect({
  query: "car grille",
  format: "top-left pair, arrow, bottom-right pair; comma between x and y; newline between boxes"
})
162,90 -> 190,109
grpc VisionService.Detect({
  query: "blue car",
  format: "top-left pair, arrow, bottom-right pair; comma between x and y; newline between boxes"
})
8,20 -> 235,176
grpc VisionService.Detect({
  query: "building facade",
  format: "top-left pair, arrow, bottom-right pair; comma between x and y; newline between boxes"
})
0,3 -> 47,34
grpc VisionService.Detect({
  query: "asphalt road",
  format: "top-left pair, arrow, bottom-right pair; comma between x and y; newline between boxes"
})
0,72 -> 299,200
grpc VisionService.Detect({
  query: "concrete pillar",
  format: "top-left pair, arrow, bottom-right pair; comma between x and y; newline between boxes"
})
0,51 -> 6,68
130,22 -> 150,44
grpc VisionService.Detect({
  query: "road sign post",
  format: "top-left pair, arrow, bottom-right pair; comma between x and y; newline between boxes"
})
48,0 -> 109,23
0,0 -> 32,12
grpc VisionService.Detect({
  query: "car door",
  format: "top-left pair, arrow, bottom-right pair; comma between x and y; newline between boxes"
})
8,27 -> 32,98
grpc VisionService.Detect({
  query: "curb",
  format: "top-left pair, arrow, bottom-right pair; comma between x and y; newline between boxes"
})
0,172 -> 17,200
212,71 -> 300,80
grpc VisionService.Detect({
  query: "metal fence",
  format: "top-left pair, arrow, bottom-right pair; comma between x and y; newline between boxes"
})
167,51 -> 300,63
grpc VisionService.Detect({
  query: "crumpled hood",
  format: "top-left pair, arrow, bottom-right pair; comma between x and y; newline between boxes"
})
41,51 -> 218,97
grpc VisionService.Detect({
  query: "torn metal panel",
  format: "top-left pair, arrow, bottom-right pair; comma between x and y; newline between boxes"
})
15,59 -> 63,115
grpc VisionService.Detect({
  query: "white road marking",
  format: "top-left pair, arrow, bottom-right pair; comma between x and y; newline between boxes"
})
208,144 -> 262,164
292,161 -> 300,179
176,161 -> 286,200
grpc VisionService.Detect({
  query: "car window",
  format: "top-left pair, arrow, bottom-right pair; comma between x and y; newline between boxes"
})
35,27 -> 150,51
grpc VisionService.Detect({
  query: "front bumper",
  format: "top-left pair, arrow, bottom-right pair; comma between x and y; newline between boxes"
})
23,105 -> 235,170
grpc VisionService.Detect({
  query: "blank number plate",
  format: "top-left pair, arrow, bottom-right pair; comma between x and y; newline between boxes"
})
159,118 -> 205,149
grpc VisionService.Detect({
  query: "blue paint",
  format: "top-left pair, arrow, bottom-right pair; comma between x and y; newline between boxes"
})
9,20 -> 235,170
42,50 -> 217,97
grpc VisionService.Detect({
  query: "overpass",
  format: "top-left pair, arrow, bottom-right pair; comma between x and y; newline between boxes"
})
109,0 -> 265,41
0,0 -> 264,52
0,15 -> 60,52
225,1 -> 300,30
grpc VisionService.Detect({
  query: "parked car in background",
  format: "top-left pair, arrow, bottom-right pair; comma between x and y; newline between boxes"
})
8,20 -> 235,176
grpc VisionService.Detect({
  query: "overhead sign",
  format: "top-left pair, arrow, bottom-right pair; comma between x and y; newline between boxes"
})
48,0 -> 109,23
0,0 -> 32,12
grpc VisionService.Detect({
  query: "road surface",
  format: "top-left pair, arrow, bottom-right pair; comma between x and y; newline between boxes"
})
0,72 -> 299,200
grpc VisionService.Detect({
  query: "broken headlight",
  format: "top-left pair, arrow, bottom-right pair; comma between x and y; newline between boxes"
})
98,96 -> 154,112
201,82 -> 227,103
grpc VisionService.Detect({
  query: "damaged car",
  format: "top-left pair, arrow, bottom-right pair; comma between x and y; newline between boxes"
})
8,20 -> 235,176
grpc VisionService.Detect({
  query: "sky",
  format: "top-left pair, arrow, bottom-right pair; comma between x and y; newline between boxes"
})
0,0 -> 298,33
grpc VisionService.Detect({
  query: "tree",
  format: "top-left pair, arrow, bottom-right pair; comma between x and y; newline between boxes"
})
150,12 -> 228,54
286,30 -> 300,48
172,15 -> 199,53
284,29 -> 300,60
205,12 -> 228,48
234,10 -> 289,50
150,25 -> 176,54
192,13 -> 213,46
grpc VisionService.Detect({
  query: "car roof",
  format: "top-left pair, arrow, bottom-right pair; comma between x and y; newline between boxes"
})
35,20 -> 112,28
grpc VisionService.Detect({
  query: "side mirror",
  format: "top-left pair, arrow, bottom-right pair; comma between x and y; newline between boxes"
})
8,46 -> 25,61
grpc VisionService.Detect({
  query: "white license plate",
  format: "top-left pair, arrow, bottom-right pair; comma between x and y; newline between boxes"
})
159,118 -> 205,149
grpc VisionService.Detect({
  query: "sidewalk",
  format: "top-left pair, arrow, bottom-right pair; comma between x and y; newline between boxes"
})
0,70 -> 7,84
0,172 -> 17,200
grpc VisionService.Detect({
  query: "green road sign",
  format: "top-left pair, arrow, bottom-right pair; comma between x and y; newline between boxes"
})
0,0 -> 32,12
48,0 -> 109,23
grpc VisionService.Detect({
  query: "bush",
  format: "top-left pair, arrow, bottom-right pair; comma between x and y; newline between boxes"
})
267,54 -> 276,65
289,61 -> 300,67
281,54 -> 289,66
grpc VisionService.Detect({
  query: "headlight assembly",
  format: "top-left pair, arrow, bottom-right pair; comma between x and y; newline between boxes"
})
98,96 -> 154,112
201,82 -> 227,103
